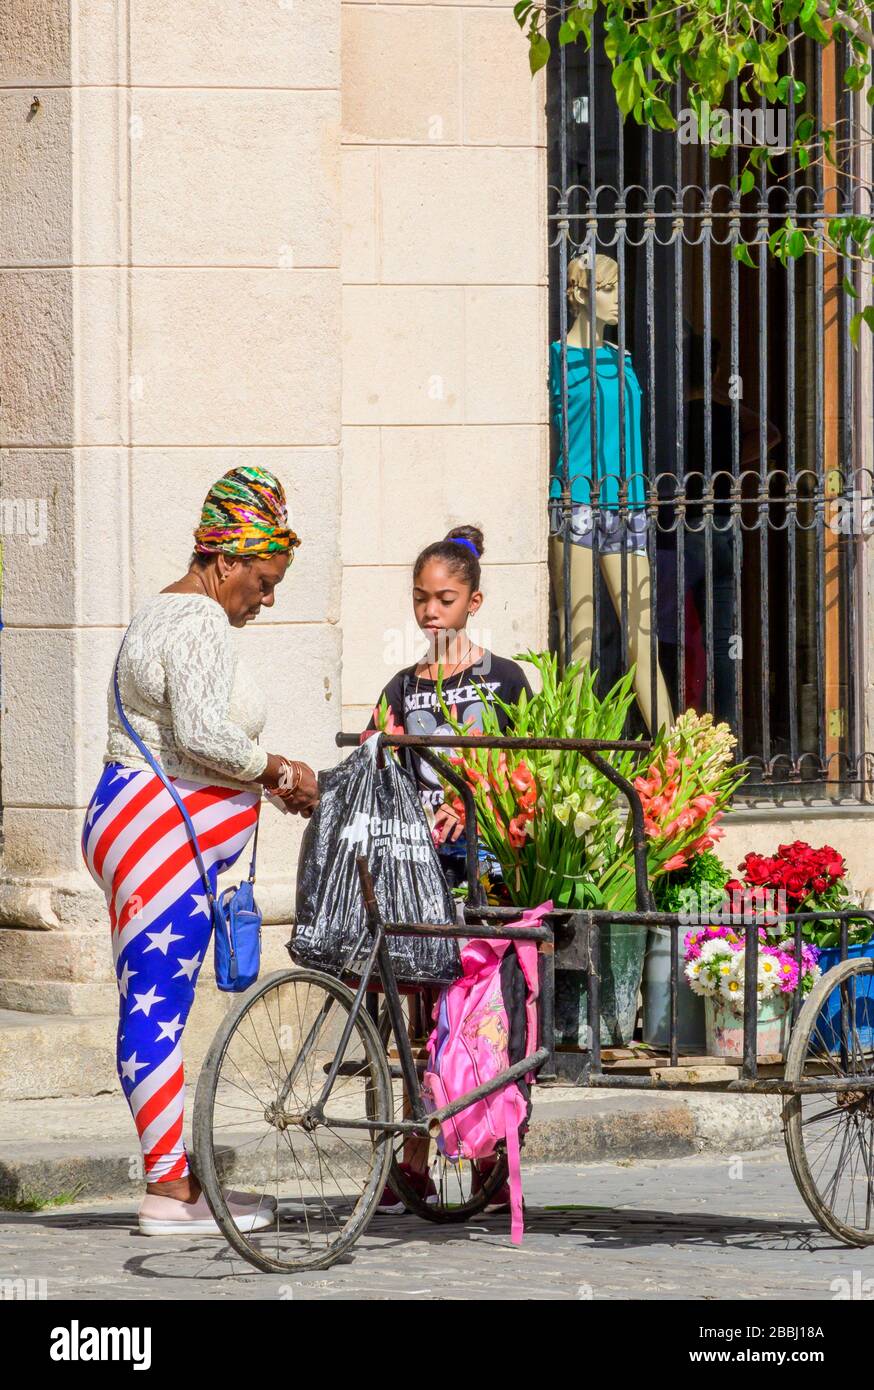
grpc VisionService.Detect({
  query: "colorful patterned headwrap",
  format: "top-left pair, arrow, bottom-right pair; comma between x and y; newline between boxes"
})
193,466 -> 301,558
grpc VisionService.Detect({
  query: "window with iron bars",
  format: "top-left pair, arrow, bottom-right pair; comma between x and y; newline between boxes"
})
547,15 -> 873,804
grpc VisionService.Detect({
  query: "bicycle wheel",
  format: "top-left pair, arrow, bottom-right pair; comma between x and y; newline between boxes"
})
193,968 -> 394,1273
376,998 -> 511,1222
784,957 -> 874,1246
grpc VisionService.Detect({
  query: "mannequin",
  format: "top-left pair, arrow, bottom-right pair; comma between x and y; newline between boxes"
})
549,253 -> 674,734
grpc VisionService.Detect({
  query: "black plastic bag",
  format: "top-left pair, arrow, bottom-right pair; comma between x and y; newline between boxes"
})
291,738 -> 462,986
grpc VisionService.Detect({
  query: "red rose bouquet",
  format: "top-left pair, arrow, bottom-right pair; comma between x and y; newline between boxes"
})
725,841 -> 871,949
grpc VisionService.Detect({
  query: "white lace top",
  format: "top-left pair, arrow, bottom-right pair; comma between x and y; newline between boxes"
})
104,592 -> 269,793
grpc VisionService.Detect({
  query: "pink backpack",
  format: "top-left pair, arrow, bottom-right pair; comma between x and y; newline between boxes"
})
422,902 -> 553,1244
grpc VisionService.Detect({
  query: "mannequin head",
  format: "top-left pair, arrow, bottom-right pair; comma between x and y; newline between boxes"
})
567,253 -> 619,333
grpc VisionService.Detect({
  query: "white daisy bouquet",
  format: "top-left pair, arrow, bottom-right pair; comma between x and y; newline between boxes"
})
683,924 -> 821,1007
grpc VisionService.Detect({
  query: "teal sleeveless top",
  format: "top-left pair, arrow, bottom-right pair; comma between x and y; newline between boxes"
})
549,340 -> 647,510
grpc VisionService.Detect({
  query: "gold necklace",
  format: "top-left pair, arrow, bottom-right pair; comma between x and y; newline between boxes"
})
417,639 -> 474,684
412,640 -> 476,731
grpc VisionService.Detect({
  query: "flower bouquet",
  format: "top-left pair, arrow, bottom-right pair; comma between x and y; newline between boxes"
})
431,655 -> 747,1047
434,653 -> 640,910
595,709 -> 748,916
725,841 -> 872,951
434,656 -> 747,915
725,841 -> 874,1053
684,923 -> 821,1058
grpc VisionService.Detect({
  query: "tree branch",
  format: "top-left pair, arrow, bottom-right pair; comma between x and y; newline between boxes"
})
818,1 -> 874,51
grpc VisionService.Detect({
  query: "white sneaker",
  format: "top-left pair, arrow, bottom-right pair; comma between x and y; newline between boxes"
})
223,1188 -> 278,1211
138,1190 -> 274,1237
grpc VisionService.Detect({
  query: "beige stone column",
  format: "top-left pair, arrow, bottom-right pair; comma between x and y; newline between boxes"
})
0,0 -> 343,1015
339,1 -> 549,727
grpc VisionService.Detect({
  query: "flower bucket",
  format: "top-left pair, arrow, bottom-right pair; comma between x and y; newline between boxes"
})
642,928 -> 707,1051
555,923 -> 647,1047
812,941 -> 874,1053
704,993 -> 792,1059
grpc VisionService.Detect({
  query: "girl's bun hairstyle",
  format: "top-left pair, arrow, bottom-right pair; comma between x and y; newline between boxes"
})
444,525 -> 484,558
413,523 -> 484,590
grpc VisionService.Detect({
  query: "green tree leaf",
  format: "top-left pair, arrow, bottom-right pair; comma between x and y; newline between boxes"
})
529,31 -> 550,74
787,229 -> 805,258
612,60 -> 642,115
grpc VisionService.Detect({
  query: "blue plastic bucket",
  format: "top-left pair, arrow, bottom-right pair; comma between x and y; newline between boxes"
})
813,942 -> 874,1052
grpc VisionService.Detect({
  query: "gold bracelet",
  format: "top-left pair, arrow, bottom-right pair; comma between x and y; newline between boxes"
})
278,759 -> 302,797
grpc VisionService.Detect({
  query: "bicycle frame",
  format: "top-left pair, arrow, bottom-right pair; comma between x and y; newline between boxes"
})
308,855 -> 550,1138
327,730 -> 874,1097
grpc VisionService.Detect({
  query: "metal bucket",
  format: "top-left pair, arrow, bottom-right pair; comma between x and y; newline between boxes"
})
704,993 -> 792,1059
555,922 -> 647,1047
641,926 -> 706,1051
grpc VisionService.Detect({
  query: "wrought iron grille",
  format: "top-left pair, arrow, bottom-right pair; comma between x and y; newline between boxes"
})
547,14 -> 873,799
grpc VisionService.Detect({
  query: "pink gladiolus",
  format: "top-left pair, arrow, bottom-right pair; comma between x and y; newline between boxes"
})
508,815 -> 528,848
517,784 -> 537,812
449,755 -> 485,788
510,763 -> 535,795
663,852 -> 688,872
489,750 -> 509,792
687,829 -> 717,855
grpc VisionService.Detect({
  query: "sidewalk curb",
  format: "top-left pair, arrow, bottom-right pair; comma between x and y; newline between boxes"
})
0,1092 -> 786,1205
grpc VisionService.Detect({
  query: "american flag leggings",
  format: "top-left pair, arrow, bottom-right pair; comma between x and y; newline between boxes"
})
82,763 -> 260,1183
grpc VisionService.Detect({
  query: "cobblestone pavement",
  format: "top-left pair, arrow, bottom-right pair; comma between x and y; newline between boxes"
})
2,1148 -> 873,1301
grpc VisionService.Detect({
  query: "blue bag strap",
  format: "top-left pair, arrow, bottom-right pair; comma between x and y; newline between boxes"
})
111,639 -> 259,908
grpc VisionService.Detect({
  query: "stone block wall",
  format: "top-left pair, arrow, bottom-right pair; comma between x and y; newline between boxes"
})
339,0 -> 549,732
0,0 -> 344,1011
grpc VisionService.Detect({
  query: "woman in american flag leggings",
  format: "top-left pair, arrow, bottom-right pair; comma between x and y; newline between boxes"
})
82,465 -> 318,1235
82,767 -> 260,1185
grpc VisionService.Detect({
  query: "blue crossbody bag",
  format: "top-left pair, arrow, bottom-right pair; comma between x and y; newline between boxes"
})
112,643 -> 262,993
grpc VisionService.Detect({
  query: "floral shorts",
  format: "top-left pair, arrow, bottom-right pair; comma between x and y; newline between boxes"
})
553,503 -> 649,556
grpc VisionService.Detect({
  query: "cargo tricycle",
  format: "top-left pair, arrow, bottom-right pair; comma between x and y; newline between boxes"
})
193,732 -> 874,1271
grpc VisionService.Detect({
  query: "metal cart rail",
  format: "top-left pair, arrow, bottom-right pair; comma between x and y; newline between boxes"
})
193,732 -> 874,1272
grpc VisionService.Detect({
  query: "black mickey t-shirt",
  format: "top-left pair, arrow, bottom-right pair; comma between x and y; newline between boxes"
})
368,652 -> 533,813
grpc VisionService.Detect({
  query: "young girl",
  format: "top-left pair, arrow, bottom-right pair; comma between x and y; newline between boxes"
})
368,525 -> 532,880
367,526 -> 531,1217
